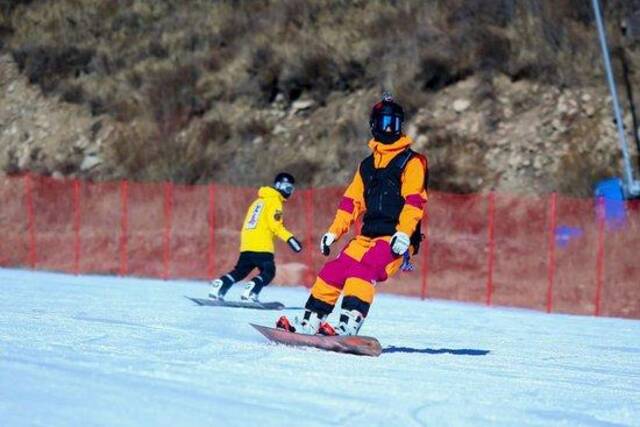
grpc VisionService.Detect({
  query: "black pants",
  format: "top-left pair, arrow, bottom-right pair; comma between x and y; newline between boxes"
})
219,251 -> 275,295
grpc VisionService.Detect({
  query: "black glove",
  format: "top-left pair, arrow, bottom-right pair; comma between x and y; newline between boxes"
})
287,237 -> 303,253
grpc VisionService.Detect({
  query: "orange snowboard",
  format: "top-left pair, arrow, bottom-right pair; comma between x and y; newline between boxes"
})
251,323 -> 382,357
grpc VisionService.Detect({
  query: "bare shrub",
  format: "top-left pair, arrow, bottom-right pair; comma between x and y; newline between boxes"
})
145,62 -> 204,133
110,98 -> 143,123
12,45 -> 94,92
88,97 -> 107,116
237,117 -> 270,142
147,40 -> 168,59
110,10 -> 144,35
59,82 -> 85,105
427,132 -> 491,194
204,47 -> 224,72
279,159 -> 320,186
199,119 -> 231,145
416,56 -> 471,92
104,123 -> 155,180
106,120 -> 220,184
474,29 -> 512,72
443,0 -> 516,28
0,0 -> 33,16
555,151 -> 618,197
246,44 -> 281,105
280,47 -> 340,102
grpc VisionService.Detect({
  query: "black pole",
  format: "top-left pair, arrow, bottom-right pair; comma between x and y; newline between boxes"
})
619,37 -> 640,170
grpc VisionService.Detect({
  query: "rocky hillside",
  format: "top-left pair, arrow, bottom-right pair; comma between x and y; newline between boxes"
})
2,0 -> 640,196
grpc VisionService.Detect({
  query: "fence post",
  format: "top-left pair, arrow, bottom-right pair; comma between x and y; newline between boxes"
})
208,183 -> 216,279
163,182 -> 173,280
420,205 -> 429,300
119,180 -> 129,276
304,188 -> 315,287
24,174 -> 36,268
73,179 -> 81,275
594,197 -> 605,316
486,192 -> 496,306
546,192 -> 557,313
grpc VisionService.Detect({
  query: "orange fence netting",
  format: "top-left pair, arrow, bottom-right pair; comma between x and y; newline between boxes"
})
1,174 -> 638,319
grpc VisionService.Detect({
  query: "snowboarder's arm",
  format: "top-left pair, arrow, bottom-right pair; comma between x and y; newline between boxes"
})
396,156 -> 428,236
266,200 -> 294,242
328,170 -> 365,239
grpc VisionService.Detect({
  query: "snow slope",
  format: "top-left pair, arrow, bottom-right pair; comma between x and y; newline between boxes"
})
0,268 -> 639,427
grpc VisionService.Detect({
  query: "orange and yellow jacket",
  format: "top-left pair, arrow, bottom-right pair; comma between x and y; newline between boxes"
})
240,186 -> 294,253
328,135 -> 428,244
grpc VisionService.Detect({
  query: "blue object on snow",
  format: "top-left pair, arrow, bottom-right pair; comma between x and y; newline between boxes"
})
594,178 -> 627,229
555,226 -> 584,249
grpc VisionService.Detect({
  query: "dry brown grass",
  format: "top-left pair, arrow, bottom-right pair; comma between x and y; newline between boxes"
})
2,0 -> 639,189
4,1 -> 615,111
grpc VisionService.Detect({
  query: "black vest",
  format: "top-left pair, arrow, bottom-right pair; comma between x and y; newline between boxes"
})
360,148 -> 416,239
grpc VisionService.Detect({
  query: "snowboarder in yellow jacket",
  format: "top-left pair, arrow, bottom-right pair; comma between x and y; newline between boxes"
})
277,93 -> 428,336
209,173 -> 303,302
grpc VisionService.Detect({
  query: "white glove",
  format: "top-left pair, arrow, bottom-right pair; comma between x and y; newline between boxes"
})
320,232 -> 336,256
390,231 -> 410,255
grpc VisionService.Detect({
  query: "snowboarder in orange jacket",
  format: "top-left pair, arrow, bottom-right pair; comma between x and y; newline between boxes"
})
278,93 -> 428,336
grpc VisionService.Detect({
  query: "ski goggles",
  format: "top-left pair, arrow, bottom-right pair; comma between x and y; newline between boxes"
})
275,181 -> 295,196
377,114 -> 402,133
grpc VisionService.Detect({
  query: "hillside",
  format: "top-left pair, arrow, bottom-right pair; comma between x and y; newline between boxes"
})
2,1 -> 640,196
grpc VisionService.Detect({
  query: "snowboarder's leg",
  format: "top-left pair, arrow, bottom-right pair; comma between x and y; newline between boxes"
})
240,280 -> 259,302
293,277 -> 340,333
295,250 -> 357,333
278,254 -> 348,333
277,250 -> 361,334
209,252 -> 255,300
242,254 -> 275,302
323,237 -> 401,335
335,278 -> 374,335
209,276 -> 231,300
318,278 -> 373,336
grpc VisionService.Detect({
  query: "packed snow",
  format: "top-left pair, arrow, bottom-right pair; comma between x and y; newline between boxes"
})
1,268 -> 639,427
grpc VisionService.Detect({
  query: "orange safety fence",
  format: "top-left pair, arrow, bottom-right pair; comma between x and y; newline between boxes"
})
0,174 -> 638,319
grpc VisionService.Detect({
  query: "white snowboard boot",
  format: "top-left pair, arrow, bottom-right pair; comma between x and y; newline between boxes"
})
208,279 -> 225,300
240,281 -> 259,302
294,310 -> 327,334
334,309 -> 365,336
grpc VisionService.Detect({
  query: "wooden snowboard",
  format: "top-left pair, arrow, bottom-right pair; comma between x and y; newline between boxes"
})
251,323 -> 382,357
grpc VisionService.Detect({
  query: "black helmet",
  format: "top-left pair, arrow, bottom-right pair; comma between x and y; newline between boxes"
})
369,92 -> 404,144
273,172 -> 295,198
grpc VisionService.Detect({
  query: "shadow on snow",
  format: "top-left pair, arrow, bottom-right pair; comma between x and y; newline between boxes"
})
382,346 -> 490,356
